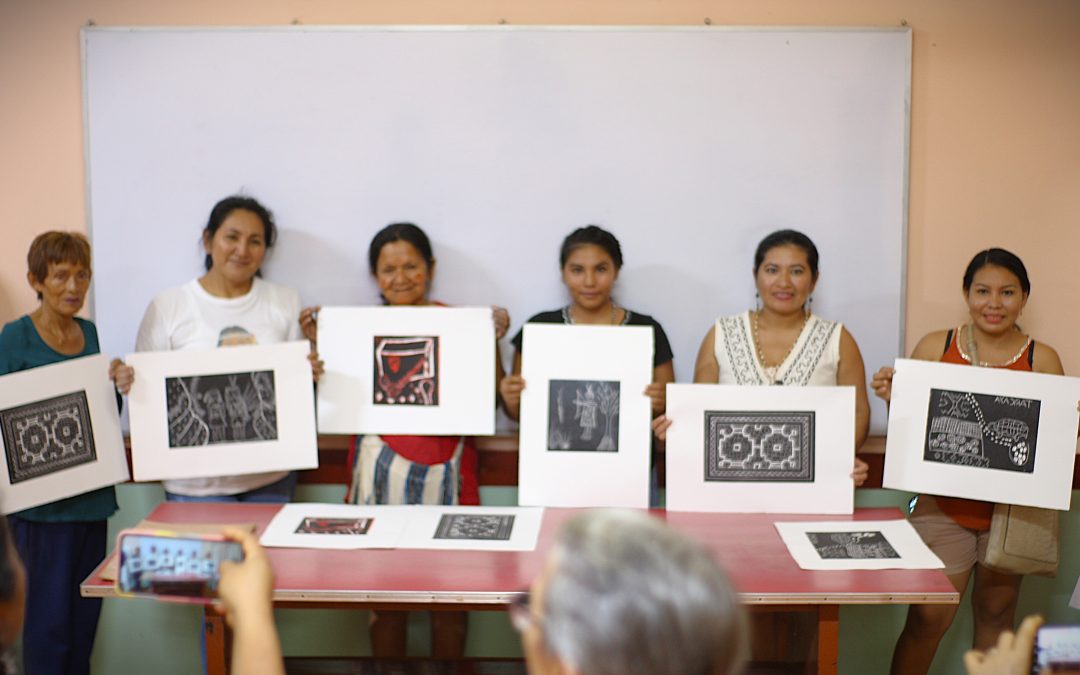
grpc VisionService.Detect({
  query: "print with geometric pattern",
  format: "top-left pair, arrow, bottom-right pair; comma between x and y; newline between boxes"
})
433,514 -> 515,541
703,411 -> 815,482
1,391 -> 97,484
373,336 -> 439,406
294,517 -> 373,535
547,379 -> 620,452
806,531 -> 901,559
924,388 -> 1039,473
166,371 -> 277,448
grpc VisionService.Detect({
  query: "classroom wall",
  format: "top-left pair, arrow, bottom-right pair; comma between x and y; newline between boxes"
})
2,1 -> 1079,674
1,0 -> 1079,365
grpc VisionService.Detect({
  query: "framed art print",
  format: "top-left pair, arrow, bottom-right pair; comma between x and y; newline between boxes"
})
665,384 -> 856,514
260,503 -> 411,550
775,519 -> 944,570
126,341 -> 317,481
883,359 -> 1080,510
0,354 -> 129,514
396,505 -> 545,551
517,324 -> 653,508
316,307 -> 495,435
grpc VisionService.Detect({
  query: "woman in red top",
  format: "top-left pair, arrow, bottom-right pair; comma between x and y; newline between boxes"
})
872,248 -> 1064,675
301,222 -> 508,658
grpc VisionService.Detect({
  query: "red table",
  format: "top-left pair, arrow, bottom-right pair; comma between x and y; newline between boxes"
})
82,504 -> 957,675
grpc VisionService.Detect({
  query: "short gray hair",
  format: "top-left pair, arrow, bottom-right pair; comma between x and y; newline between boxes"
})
541,509 -> 749,675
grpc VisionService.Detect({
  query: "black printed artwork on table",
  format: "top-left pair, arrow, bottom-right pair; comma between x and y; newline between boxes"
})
547,380 -> 620,452
703,411 -> 815,482
373,336 -> 439,406
434,514 -> 515,541
166,371 -> 278,448
1,391 -> 97,484
294,517 -> 373,535
924,389 -> 1039,473
806,531 -> 901,559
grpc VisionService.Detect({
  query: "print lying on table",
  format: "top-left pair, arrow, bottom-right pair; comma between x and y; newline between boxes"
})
294,517 -> 373,535
703,411 -> 815,482
924,389 -> 1039,473
806,531 -> 900,559
434,514 -> 515,541
547,380 -> 620,452
166,371 -> 278,447
373,336 -> 439,406
1,391 -> 97,484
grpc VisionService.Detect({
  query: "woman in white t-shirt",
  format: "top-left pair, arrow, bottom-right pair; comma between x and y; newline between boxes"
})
135,195 -> 314,502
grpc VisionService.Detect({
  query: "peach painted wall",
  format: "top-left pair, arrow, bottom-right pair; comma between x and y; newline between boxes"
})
2,0 -> 1079,372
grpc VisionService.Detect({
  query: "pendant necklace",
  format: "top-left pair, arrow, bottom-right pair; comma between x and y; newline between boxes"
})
752,310 -> 808,385
565,302 -> 620,326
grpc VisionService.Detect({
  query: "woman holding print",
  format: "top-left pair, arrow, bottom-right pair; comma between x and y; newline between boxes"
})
652,229 -> 870,665
872,248 -> 1064,675
0,232 -> 132,675
300,222 -> 509,658
499,225 -> 675,421
654,229 -> 871,480
135,195 -> 316,503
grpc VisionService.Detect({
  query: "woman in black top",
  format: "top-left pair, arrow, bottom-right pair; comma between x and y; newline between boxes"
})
500,225 -> 674,420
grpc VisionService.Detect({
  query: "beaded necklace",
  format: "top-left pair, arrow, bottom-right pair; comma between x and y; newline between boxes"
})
957,324 -> 1031,368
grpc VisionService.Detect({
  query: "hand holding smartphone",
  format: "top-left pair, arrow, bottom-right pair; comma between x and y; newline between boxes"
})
1033,624 -> 1080,674
115,529 -> 244,604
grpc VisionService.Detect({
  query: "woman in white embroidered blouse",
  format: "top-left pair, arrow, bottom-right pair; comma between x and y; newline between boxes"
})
655,229 -> 870,483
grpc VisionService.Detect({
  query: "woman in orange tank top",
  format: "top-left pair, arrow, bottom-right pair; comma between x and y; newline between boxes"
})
871,248 -> 1064,675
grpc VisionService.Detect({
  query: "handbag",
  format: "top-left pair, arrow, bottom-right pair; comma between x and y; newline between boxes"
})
346,434 -> 463,506
984,503 -> 1059,577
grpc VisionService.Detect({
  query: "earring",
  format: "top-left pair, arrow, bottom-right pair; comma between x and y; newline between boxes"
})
755,292 -> 761,312
806,295 -> 813,318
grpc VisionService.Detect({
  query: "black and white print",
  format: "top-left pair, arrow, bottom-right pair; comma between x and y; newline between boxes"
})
373,336 -> 439,406
703,411 -> 815,482
433,514 -> 515,541
924,388 -> 1039,473
806,531 -> 900,559
1,391 -> 97,484
166,371 -> 278,448
547,379 -> 620,452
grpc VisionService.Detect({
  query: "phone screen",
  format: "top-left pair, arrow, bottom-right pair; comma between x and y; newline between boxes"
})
1033,625 -> 1080,674
117,532 -> 243,601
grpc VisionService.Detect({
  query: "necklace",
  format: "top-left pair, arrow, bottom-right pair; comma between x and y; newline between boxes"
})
751,310 -> 808,385
957,324 -> 1031,368
32,311 -> 79,348
564,303 -> 621,326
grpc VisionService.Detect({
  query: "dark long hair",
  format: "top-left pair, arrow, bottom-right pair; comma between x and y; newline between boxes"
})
962,248 -> 1030,295
559,225 -> 623,270
202,196 -> 277,272
753,229 -> 820,280
367,223 -> 434,275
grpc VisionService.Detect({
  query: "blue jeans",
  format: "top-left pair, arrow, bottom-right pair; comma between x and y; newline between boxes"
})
164,471 -> 297,503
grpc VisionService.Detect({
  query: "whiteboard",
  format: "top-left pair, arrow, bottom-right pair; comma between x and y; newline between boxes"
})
83,26 -> 910,432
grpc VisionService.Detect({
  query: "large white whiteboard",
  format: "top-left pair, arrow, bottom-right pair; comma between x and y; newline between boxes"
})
83,26 -> 910,432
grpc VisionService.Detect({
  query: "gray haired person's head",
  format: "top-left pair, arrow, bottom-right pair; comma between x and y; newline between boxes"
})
540,509 -> 749,675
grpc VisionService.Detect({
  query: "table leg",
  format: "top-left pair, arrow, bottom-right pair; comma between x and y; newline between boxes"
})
204,606 -> 231,675
816,605 -> 839,675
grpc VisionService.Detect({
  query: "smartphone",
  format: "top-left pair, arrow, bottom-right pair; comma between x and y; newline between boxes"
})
1033,625 -> 1080,674
115,529 -> 244,604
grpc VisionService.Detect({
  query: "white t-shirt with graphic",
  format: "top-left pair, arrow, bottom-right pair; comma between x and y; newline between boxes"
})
136,277 -> 303,496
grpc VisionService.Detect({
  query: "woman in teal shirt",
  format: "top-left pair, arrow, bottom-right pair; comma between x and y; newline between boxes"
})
0,231 -> 131,675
